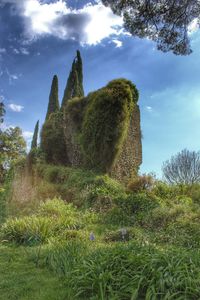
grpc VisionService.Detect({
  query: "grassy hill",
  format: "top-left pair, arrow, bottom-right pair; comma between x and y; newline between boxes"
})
1,164 -> 200,299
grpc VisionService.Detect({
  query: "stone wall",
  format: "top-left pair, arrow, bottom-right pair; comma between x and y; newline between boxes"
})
63,81 -> 142,182
110,104 -> 142,182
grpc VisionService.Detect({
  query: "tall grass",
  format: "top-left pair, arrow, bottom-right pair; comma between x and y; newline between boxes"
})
68,242 -> 200,300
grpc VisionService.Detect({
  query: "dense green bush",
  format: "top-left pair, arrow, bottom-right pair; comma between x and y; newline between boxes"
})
115,193 -> 160,215
1,216 -> 54,245
143,204 -> 187,229
186,183 -> 200,203
0,199 -> 84,245
65,96 -> 87,131
81,79 -> 139,172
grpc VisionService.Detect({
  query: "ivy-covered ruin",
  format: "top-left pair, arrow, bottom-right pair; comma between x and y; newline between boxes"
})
40,51 -> 142,181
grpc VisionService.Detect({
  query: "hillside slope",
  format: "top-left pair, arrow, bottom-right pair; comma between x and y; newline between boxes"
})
1,165 -> 200,299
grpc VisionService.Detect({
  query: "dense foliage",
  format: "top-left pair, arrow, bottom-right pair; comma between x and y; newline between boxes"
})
41,112 -> 67,165
81,79 -> 139,172
0,101 -> 5,124
45,75 -> 59,121
0,127 -> 26,184
102,0 -> 200,55
62,50 -> 84,108
2,164 -> 200,298
31,120 -> 39,150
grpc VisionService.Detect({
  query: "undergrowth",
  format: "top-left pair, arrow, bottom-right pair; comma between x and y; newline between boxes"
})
2,165 -> 200,299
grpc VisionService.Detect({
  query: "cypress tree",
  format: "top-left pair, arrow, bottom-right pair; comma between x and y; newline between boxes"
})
76,50 -> 84,97
45,75 -> 59,120
62,59 -> 77,108
31,120 -> 39,150
61,51 -> 84,109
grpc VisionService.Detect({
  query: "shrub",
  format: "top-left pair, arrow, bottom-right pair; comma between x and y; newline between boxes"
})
1,199 -> 84,245
115,193 -> 160,216
152,181 -> 188,201
186,183 -> 200,204
1,216 -> 53,245
143,204 -> 187,229
103,206 -> 133,226
174,195 -> 193,205
39,198 -> 76,217
127,174 -> 155,193
38,198 -> 83,230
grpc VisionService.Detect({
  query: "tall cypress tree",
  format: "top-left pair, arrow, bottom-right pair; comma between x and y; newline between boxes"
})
62,60 -> 77,108
45,75 -> 59,120
31,120 -> 39,150
76,50 -> 84,97
61,51 -> 84,109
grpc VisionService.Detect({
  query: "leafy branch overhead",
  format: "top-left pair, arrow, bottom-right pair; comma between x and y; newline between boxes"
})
102,0 -> 200,55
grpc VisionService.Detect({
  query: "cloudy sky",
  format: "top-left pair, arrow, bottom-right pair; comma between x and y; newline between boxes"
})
0,0 -> 200,177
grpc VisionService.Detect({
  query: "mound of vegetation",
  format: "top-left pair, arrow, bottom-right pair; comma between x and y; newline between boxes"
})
2,164 -> 200,299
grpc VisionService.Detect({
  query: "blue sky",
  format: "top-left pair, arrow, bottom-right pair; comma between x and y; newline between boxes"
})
0,0 -> 200,177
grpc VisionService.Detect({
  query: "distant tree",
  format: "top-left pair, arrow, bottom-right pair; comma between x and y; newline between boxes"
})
162,149 -> 200,184
0,127 -> 26,183
102,0 -> 200,55
45,75 -> 59,121
0,102 -> 5,125
31,120 -> 39,150
61,51 -> 84,108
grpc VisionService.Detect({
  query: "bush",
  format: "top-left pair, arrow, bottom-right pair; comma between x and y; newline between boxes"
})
152,181 -> 189,201
0,199 -> 84,245
115,193 -> 160,216
186,183 -> 200,204
127,174 -> 155,193
40,165 -> 70,184
103,206 -> 133,226
143,204 -> 187,229
1,216 -> 53,245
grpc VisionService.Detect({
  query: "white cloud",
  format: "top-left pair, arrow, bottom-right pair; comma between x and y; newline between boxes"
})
20,47 -> 30,55
0,48 -> 6,54
8,103 -> 24,112
145,106 -> 153,112
112,39 -> 123,48
13,48 -> 20,54
13,47 -> 30,55
81,3 -> 123,45
22,131 -> 33,139
5,68 -> 21,84
188,18 -> 199,35
2,0 -> 124,46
